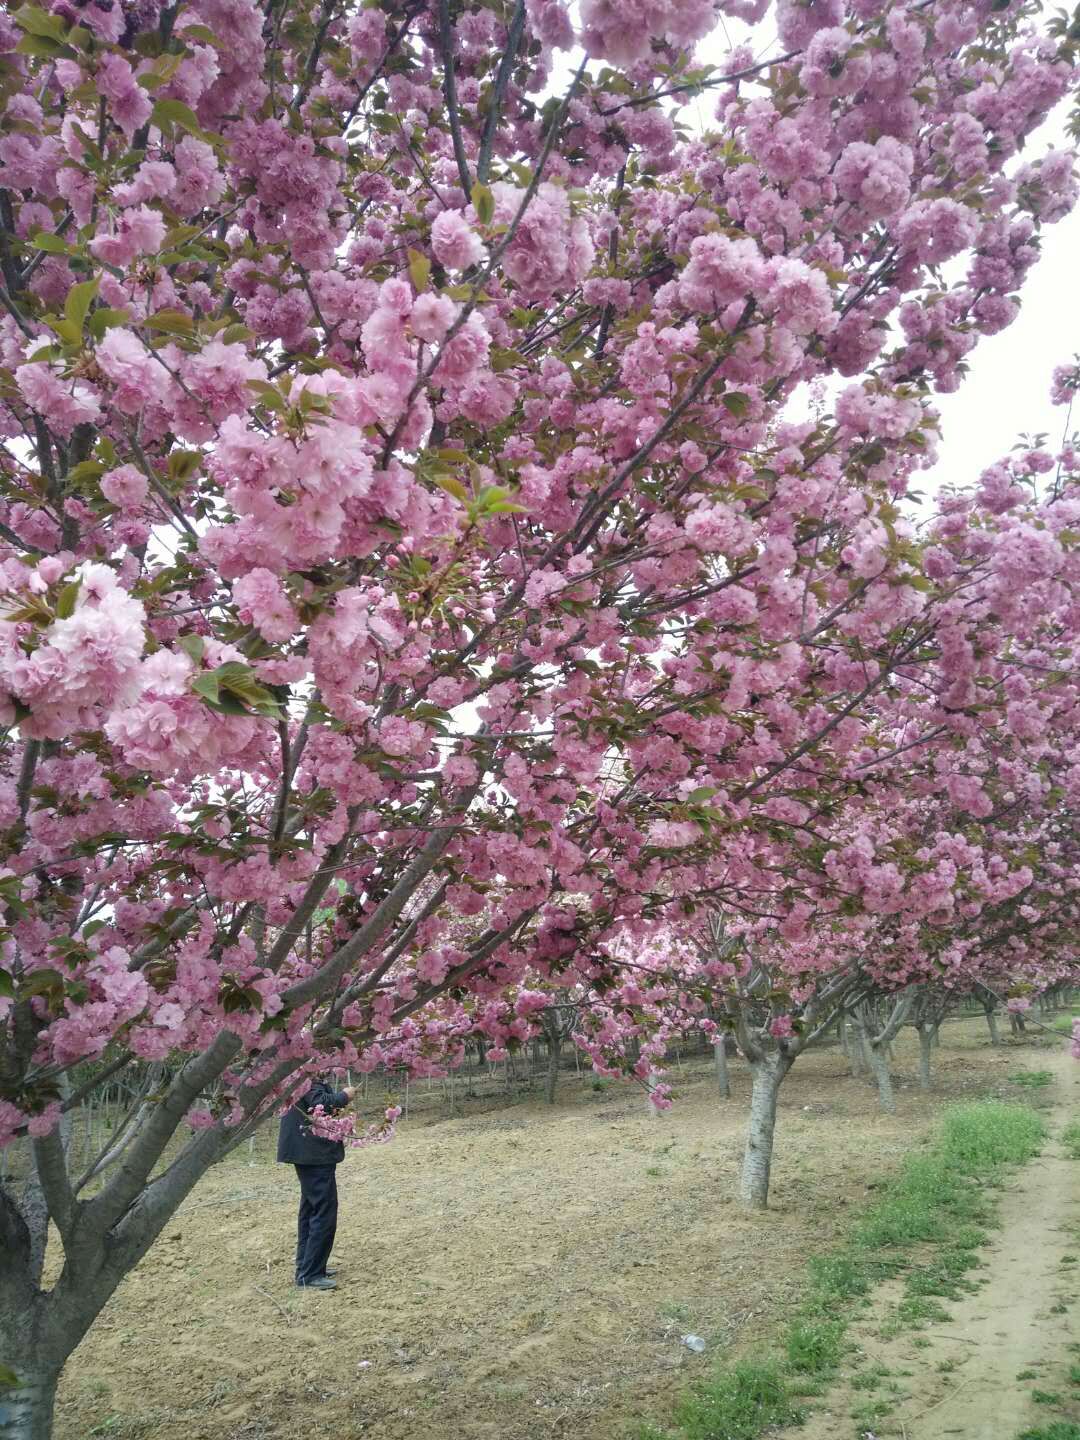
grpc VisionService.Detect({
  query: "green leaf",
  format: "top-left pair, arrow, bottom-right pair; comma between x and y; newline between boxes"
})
178,633 -> 206,665
21,967 -> 63,997
0,970 -> 14,1000
16,32 -> 70,56
219,323 -> 254,344
0,1363 -> 19,1392
13,3 -> 67,37
471,182 -> 495,226
152,97 -> 209,142
490,347 -> 524,373
66,459 -> 105,486
145,309 -> 194,336
247,380 -> 288,413
178,22 -> 219,44
88,307 -> 131,342
54,578 -> 81,619
82,919 -> 107,939
193,662 -> 282,719
64,276 -> 99,337
30,231 -> 71,255
167,450 -> 201,483
191,671 -> 221,706
687,785 -> 718,805
433,474 -> 468,501
407,248 -> 431,293
42,313 -> 82,346
720,391 -> 750,419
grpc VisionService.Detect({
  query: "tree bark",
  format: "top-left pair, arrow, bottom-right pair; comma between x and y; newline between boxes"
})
917,1025 -> 934,1092
544,1035 -> 561,1106
867,1039 -> 896,1113
713,1039 -> 730,1100
847,1019 -> 871,1077
985,1007 -> 1000,1045
0,1367 -> 60,1440
740,1051 -> 792,1209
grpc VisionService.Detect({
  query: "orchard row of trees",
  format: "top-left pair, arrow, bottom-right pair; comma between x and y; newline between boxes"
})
1,0 -> 1080,1434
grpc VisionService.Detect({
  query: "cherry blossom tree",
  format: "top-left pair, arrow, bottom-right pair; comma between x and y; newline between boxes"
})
1,0 -> 1079,1434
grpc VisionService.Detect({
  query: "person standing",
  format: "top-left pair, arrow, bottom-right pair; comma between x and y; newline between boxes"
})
277,1078 -> 355,1290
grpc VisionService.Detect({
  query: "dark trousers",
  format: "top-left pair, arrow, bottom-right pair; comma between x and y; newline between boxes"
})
294,1163 -> 338,1282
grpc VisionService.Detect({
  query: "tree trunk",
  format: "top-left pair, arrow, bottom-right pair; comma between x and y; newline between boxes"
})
714,1039 -> 730,1100
847,1020 -> 871,1078
0,1367 -> 60,1440
917,1026 -> 934,1091
544,1036 -> 561,1106
985,1008 -> 1000,1045
644,1068 -> 664,1116
867,1040 -> 896,1113
740,1052 -> 793,1210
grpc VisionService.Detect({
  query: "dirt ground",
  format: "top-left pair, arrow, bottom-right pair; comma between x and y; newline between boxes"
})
53,1019 -> 1051,1440
776,1041 -> 1080,1440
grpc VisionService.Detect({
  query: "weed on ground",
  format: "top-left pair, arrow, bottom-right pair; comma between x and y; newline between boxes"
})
638,1102 -> 1045,1440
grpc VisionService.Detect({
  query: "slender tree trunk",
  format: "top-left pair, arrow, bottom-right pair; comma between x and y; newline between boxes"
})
985,1008 -> 1000,1045
545,1036 -> 561,1106
917,1026 -> 934,1091
867,1040 -> 896,1113
740,1051 -> 793,1209
644,1068 -> 664,1116
846,1019 -> 871,1078
714,1039 -> 730,1100
856,1025 -> 872,1077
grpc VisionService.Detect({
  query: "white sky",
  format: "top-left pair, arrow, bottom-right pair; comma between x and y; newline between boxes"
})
931,191 -> 1080,485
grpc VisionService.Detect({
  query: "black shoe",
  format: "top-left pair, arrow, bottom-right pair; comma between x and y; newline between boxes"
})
296,1275 -> 337,1290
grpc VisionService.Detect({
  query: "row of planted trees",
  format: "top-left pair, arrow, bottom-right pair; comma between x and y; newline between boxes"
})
2,0 -> 1080,1433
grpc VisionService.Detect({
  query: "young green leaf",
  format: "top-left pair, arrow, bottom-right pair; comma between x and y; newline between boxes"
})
64,276 -> 99,337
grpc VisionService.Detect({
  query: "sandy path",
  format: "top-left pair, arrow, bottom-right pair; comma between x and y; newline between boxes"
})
788,1044 -> 1080,1440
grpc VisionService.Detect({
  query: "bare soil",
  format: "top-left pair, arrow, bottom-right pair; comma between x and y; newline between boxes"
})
777,1042 -> 1080,1440
53,1020 -> 1040,1440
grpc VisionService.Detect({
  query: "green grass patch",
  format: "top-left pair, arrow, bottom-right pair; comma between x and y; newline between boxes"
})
784,1316 -> 845,1377
637,1103 -> 1045,1440
1017,1426 -> 1080,1440
1062,1121 -> 1080,1160
638,1362 -> 802,1440
1008,1070 -> 1054,1089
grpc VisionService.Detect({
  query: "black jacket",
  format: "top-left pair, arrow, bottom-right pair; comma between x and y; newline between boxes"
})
276,1082 -> 350,1166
